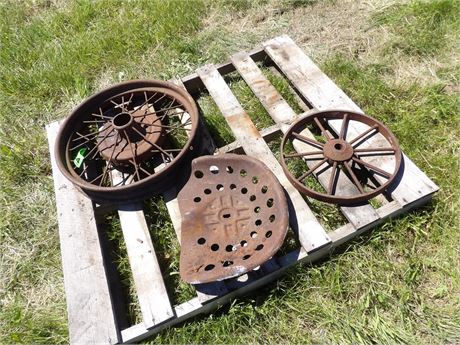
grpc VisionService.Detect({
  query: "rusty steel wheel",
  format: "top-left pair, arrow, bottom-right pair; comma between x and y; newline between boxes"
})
55,80 -> 200,203
280,110 -> 402,205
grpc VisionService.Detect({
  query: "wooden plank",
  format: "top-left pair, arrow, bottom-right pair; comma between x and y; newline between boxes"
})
182,46 -> 266,95
117,203 -> 174,329
220,123 -> 282,153
172,78 -> 229,303
121,233 -> 331,344
263,35 -> 438,206
231,52 -> 380,229
196,64 -> 331,252
46,122 -> 120,345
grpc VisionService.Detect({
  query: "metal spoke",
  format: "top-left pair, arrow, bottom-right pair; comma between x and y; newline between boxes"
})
349,124 -> 379,147
124,130 -> 141,182
291,132 -> 324,149
83,119 -> 107,124
100,132 -> 120,186
72,130 -> 100,142
313,116 -> 332,140
354,147 -> 395,154
339,113 -> 349,140
327,161 -> 338,195
92,108 -> 112,120
138,164 -> 153,177
283,150 -> 323,159
352,156 -> 391,178
343,161 -> 364,193
144,120 -> 191,131
151,93 -> 167,106
85,128 -> 115,160
132,105 -> 185,118
134,91 -> 158,111
297,158 -> 328,182
131,126 -> 174,159
78,164 -> 89,177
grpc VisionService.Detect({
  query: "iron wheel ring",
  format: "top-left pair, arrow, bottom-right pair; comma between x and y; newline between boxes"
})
55,80 -> 200,203
280,109 -> 402,205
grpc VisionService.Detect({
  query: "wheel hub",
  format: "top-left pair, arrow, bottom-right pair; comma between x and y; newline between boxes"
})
97,105 -> 164,165
323,139 -> 354,162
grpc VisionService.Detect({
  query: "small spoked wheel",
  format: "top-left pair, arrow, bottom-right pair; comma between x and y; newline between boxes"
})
280,110 -> 402,205
55,80 -> 200,203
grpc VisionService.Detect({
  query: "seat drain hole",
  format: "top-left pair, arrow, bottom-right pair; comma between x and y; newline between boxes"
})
197,237 -> 206,245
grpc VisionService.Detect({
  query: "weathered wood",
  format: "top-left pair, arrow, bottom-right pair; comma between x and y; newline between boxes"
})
220,123 -> 282,153
196,64 -> 331,252
231,52 -> 379,229
263,35 -> 438,207
182,46 -> 266,95
117,203 -> 174,329
172,78 -> 229,303
46,122 -> 120,345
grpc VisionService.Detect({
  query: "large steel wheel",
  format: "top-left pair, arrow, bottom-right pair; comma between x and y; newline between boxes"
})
280,110 -> 402,205
55,80 -> 200,203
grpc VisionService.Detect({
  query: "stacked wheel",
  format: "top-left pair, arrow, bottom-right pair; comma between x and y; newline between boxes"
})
55,80 -> 201,203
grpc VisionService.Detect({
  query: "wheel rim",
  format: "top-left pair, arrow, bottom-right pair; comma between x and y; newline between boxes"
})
55,80 -> 200,202
280,110 -> 402,205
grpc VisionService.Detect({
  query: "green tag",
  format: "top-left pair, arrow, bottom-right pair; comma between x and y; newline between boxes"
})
73,148 -> 87,168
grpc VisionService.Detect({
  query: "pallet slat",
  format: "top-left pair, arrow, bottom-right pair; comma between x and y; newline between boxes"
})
263,35 -> 438,206
117,203 -> 174,328
172,78 -> 229,303
46,122 -> 120,345
231,52 -> 381,229
196,64 -> 331,252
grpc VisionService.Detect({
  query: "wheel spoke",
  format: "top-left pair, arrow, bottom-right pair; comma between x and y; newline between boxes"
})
72,130 -> 100,142
343,161 -> 364,193
132,105 -> 185,118
352,156 -> 391,178
354,147 -> 395,154
327,161 -> 339,195
339,113 -> 349,140
100,132 -> 120,186
291,132 -> 324,149
85,128 -> 115,160
138,164 -> 153,177
313,117 -> 332,140
92,108 -> 112,120
349,124 -> 379,147
144,119 -> 191,131
124,131 -> 141,182
298,158 -> 328,182
131,126 -> 174,159
83,119 -> 107,124
283,150 -> 323,159
78,164 -> 89,177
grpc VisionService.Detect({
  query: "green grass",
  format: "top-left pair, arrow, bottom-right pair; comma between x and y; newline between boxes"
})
373,0 -> 459,57
1,0 -> 459,344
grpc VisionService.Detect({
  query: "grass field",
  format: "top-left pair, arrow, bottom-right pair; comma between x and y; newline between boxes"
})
0,0 -> 459,343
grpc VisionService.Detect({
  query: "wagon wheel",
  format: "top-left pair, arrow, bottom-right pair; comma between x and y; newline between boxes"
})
280,110 -> 402,205
55,80 -> 200,203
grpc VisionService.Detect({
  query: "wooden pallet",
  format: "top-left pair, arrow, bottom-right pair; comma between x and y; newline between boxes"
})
46,35 -> 438,344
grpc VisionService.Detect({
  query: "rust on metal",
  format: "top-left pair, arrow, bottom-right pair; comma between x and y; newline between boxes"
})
55,80 -> 201,203
178,154 -> 289,284
280,110 -> 402,205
